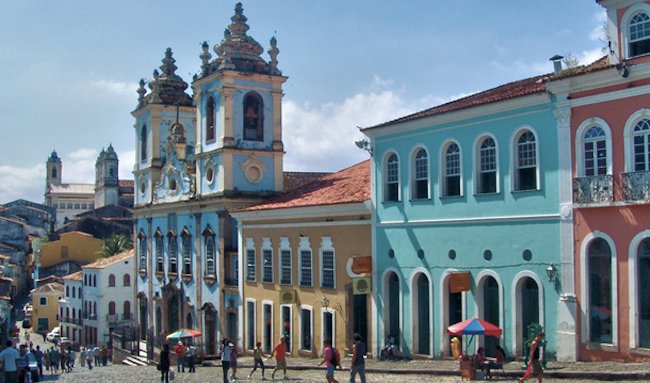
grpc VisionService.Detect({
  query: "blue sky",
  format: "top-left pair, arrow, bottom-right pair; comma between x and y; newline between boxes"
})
0,0 -> 605,203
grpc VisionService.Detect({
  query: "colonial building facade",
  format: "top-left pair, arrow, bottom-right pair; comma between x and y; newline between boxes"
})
134,3 -> 286,354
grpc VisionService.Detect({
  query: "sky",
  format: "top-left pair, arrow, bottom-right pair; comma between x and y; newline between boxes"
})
0,0 -> 606,204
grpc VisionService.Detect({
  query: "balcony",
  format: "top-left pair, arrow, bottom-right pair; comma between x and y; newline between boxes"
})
622,171 -> 650,202
573,175 -> 613,204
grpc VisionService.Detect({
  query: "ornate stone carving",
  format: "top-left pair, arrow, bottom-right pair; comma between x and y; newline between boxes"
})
240,154 -> 266,184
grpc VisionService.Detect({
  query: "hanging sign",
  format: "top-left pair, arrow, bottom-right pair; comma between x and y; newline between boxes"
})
449,272 -> 471,293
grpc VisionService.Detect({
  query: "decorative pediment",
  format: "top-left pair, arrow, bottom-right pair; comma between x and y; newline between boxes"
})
240,154 -> 266,184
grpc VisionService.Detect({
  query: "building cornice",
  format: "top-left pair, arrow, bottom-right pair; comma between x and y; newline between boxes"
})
231,201 -> 370,222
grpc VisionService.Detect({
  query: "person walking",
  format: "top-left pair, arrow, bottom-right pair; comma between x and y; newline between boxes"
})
159,343 -> 171,383
33,345 -> 43,377
519,332 -> 545,383
220,338 -> 231,383
0,340 -> 21,383
174,341 -> 186,373
48,346 -> 59,375
187,343 -> 196,373
79,347 -> 85,368
229,341 -> 238,381
85,347 -> 94,370
269,337 -> 288,380
349,333 -> 366,383
248,341 -> 266,380
93,345 -> 101,367
318,339 -> 340,383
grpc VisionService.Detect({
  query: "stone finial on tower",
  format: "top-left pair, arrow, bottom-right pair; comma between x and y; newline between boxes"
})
137,79 -> 147,108
268,36 -> 281,75
161,48 -> 178,76
200,41 -> 212,75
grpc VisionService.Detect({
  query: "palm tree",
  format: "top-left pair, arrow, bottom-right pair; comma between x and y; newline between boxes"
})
98,234 -> 133,258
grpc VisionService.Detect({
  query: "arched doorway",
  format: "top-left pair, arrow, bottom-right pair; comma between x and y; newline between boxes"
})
383,271 -> 401,346
412,273 -> 431,355
167,294 -> 179,333
636,238 -> 650,348
203,304 -> 218,355
481,276 -> 500,356
516,276 -> 539,356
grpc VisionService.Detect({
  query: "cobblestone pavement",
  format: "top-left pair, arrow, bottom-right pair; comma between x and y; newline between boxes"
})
31,361 -> 650,383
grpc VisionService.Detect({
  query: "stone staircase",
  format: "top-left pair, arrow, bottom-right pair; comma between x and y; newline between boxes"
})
123,353 -> 150,367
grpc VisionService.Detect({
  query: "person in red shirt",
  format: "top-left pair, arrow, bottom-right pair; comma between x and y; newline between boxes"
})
174,341 -> 186,373
318,339 -> 340,383
269,337 -> 287,380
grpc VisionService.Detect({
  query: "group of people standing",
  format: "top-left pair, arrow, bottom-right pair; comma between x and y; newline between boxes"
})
158,339 -> 198,383
0,340 -> 38,383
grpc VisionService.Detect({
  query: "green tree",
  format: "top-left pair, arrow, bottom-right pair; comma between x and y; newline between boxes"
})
98,234 -> 133,258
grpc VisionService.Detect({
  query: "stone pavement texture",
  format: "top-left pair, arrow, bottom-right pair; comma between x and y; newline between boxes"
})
32,356 -> 650,383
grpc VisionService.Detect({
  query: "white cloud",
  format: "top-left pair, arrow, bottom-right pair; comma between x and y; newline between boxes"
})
590,10 -> 608,42
90,79 -> 137,97
63,148 -> 97,184
578,47 -> 605,66
0,164 -> 44,204
119,150 -> 136,179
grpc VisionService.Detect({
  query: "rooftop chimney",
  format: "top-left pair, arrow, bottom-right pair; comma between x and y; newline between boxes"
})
550,55 -> 564,73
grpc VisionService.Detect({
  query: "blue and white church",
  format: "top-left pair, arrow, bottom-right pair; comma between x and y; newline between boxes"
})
133,3 -> 286,354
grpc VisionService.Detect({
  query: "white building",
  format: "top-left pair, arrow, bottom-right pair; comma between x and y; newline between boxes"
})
59,271 -> 83,344
80,250 -> 134,347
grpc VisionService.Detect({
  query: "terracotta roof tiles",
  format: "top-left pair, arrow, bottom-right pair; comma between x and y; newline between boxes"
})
83,249 -> 134,269
239,161 -> 370,212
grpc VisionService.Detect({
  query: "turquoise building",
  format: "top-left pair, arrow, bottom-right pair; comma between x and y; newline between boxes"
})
362,74 -> 575,360
133,3 -> 286,354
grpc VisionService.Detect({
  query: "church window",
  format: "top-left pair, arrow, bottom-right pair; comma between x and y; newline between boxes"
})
181,229 -> 192,275
155,231 -> 164,273
138,231 -> 147,271
243,92 -> 264,141
203,226 -> 216,276
206,96 -> 216,143
51,168 -> 57,178
140,125 -> 147,162
168,233 -> 178,274
630,11 -> 650,57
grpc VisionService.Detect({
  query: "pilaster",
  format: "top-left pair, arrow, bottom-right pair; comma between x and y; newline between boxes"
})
221,87 -> 236,148
194,212 -> 203,334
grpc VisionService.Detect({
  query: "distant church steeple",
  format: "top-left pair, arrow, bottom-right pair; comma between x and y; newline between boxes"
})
95,143 -> 120,208
46,150 -> 62,187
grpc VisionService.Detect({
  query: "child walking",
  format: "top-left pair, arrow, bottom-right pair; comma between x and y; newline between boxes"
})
248,342 -> 267,380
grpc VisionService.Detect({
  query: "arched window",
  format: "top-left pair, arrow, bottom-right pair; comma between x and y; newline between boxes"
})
93,275 -> 97,287
155,231 -> 164,273
206,96 -> 216,142
442,142 -> 461,197
206,236 -> 216,276
66,307 -> 70,319
123,274 -> 131,287
412,148 -> 429,199
587,237 -> 613,344
168,233 -> 178,273
635,237 -> 650,348
630,11 -> 650,57
108,301 -> 116,315
514,130 -> 538,191
243,92 -> 264,141
108,274 -> 115,287
583,126 -> 608,176
124,301 -> 131,319
140,125 -> 147,162
51,168 -> 57,178
182,230 -> 192,275
138,231 -> 147,270
633,119 -> 650,172
477,137 -> 497,194
385,153 -> 400,202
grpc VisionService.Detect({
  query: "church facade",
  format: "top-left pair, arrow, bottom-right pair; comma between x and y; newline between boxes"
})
133,3 -> 286,353
44,145 -> 134,229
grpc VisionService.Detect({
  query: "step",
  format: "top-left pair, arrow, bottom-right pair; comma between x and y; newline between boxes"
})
123,356 -> 149,367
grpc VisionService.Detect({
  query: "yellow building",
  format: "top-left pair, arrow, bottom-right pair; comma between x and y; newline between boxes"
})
31,282 -> 64,332
39,231 -> 103,268
232,161 -> 372,357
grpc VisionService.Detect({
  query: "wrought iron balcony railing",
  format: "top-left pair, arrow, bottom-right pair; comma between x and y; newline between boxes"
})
573,175 -> 613,204
622,171 -> 650,202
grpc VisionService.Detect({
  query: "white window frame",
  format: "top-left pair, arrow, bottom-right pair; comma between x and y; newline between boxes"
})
245,238 -> 256,282
168,234 -> 178,274
246,299 -> 257,351
299,305 -> 313,351
279,237 -> 292,285
280,304 -> 293,354
262,238 -> 273,284
510,127 -> 540,192
384,151 -> 400,202
321,307 -> 337,348
319,237 -> 336,289
621,3 -> 650,59
440,140 -> 463,197
411,146 -> 430,200
138,232 -> 147,270
155,234 -> 164,273
205,236 -> 216,276
575,118 -> 613,177
474,135 -> 499,194
182,232 -> 192,275
579,231 -> 618,347
298,237 -> 312,287
624,109 -> 650,172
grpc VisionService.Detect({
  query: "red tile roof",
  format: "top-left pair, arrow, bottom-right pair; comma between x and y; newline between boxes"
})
283,171 -> 331,192
83,249 -> 134,269
238,161 -> 370,212
364,56 -> 611,130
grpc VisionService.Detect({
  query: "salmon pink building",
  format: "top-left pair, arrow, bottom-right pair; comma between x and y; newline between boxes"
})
549,0 -> 650,361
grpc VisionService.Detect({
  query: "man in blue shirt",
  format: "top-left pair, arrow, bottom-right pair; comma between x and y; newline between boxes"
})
0,340 -> 20,383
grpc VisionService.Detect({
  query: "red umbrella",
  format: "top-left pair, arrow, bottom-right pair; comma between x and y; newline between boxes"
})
447,317 -> 502,337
